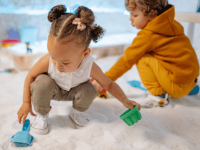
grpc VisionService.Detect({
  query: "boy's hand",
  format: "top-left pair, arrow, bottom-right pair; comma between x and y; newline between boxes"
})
17,102 -> 36,124
92,79 -> 104,92
122,99 -> 141,110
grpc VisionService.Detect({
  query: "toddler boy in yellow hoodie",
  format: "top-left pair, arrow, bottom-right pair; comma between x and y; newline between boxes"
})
93,0 -> 199,108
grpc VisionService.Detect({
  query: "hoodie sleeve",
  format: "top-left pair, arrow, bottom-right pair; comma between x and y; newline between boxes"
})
105,31 -> 153,81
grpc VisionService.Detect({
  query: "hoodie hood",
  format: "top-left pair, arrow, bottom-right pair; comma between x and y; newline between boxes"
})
143,5 -> 184,36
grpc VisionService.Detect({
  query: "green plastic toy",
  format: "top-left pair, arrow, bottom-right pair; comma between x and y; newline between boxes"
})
120,105 -> 142,126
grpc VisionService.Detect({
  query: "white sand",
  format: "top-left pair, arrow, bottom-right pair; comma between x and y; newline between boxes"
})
0,56 -> 200,150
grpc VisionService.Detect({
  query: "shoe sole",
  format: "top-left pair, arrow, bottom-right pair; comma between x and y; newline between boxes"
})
68,115 -> 84,127
142,99 -> 170,108
30,125 -> 49,135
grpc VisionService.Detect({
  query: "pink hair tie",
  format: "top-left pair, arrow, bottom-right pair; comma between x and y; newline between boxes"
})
72,18 -> 86,31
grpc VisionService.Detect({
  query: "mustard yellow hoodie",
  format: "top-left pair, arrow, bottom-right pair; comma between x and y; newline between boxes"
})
105,5 -> 199,83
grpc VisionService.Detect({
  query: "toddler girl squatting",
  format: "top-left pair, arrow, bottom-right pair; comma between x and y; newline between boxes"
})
17,5 -> 141,135
93,0 -> 199,108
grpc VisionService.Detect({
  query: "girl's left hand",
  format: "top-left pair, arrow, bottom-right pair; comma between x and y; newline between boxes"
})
122,99 -> 141,110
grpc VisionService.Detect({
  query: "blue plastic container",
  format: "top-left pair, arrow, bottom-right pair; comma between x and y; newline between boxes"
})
197,0 -> 200,12
188,85 -> 199,95
10,119 -> 34,147
19,26 -> 38,44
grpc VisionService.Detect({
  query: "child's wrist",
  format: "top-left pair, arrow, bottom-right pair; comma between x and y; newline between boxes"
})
120,97 -> 128,103
23,102 -> 31,105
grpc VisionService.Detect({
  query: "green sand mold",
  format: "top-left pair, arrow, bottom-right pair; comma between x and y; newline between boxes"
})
120,105 -> 142,126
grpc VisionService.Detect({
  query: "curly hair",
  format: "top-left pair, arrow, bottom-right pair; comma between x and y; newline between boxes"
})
125,0 -> 169,18
48,5 -> 105,48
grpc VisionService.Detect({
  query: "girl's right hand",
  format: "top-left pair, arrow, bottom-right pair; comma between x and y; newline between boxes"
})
17,103 -> 36,124
92,79 -> 104,92
122,99 -> 141,110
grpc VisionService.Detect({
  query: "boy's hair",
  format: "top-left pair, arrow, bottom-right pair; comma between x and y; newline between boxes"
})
48,5 -> 105,48
125,0 -> 168,18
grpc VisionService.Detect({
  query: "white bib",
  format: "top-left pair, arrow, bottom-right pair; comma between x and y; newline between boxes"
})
48,55 -> 94,91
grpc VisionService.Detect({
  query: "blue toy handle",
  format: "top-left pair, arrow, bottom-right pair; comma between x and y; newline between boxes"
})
138,86 -> 147,91
22,119 -> 31,132
10,135 -> 14,142
0,70 -> 10,73
127,80 -> 147,91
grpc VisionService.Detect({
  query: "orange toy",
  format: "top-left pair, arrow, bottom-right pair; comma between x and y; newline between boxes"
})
1,39 -> 20,47
90,78 -> 109,99
26,42 -> 32,53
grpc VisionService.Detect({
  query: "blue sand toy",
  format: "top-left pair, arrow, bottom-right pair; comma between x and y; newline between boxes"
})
0,70 -> 10,73
10,119 -> 34,147
7,28 -> 20,39
188,85 -> 199,95
127,80 -> 147,91
0,69 -> 16,73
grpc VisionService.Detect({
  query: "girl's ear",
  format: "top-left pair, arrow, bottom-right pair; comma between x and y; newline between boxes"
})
83,48 -> 91,58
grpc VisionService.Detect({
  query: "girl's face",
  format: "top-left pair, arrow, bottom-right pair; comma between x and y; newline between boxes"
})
47,35 -> 91,73
129,6 -> 153,29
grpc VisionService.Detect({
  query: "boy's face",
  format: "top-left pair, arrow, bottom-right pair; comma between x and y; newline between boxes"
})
129,6 -> 152,29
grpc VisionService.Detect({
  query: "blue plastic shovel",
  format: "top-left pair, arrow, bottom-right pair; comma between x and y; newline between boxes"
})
127,80 -> 147,91
10,119 -> 34,147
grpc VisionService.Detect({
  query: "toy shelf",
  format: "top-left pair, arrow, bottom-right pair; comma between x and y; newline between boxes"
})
175,12 -> 200,45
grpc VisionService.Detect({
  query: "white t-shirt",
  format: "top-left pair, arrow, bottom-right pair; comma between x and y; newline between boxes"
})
48,55 -> 94,91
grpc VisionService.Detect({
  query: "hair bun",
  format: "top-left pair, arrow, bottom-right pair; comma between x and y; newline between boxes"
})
76,6 -> 95,26
48,5 -> 67,22
91,24 -> 105,43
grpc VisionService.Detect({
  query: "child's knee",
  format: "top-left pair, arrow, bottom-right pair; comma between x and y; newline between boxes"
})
30,74 -> 55,92
33,106 -> 51,116
74,81 -> 99,100
72,81 -> 99,111
136,53 -> 153,66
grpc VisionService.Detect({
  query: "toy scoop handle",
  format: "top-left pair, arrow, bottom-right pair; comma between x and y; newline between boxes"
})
22,119 -> 31,132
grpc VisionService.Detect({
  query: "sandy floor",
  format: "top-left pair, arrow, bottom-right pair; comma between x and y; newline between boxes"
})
0,55 -> 200,150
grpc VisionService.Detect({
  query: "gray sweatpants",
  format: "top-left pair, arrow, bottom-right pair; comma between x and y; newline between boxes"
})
30,74 -> 99,116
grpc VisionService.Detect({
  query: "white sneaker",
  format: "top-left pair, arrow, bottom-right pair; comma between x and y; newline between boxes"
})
30,112 -> 49,135
141,93 -> 169,108
69,108 -> 89,127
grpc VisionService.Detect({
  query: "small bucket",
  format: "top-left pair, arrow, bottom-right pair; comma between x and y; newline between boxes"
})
120,105 -> 142,126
